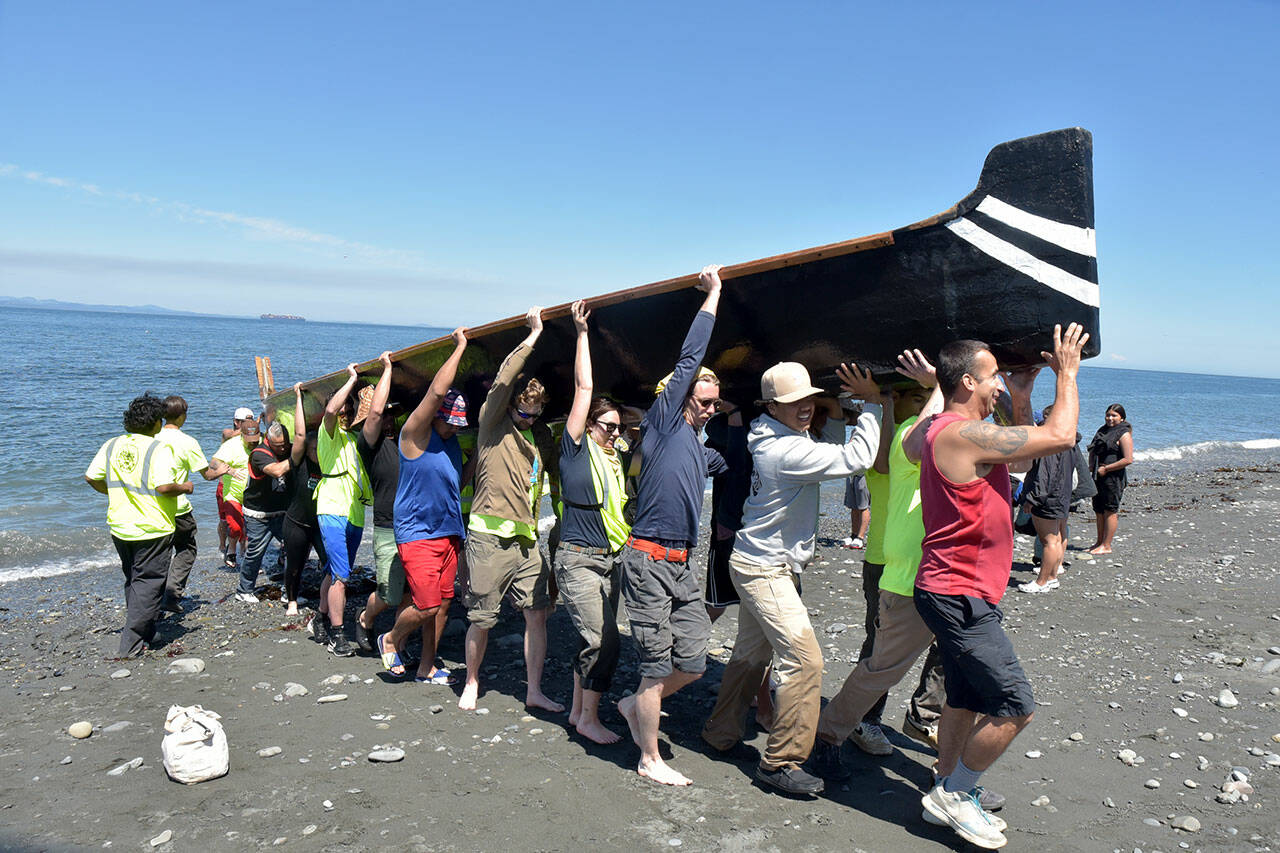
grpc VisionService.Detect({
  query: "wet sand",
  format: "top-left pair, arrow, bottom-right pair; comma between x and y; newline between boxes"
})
1,466 -> 1277,852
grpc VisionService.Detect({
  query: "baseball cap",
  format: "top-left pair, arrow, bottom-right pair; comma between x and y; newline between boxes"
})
437,390 -> 468,427
654,366 -> 719,396
234,406 -> 254,420
759,362 -> 822,404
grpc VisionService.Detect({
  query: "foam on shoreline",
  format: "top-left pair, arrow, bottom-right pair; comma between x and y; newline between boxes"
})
1134,437 -> 1280,462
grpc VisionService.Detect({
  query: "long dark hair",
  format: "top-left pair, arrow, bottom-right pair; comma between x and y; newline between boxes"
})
1106,403 -> 1127,421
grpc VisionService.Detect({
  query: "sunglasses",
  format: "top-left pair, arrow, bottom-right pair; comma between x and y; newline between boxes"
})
593,421 -> 622,435
515,408 -> 542,420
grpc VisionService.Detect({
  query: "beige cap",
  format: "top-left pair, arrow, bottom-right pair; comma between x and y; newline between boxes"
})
352,385 -> 374,426
759,362 -> 822,404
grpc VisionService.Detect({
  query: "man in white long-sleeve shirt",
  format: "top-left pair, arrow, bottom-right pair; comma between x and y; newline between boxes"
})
701,361 -> 882,796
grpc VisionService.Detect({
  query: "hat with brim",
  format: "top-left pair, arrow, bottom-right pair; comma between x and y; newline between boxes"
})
758,362 -> 822,405
234,406 -> 254,420
351,385 -> 374,426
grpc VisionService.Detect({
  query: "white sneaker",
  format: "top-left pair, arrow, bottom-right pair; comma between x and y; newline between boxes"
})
850,722 -> 893,756
1018,578 -> 1059,593
921,784 -> 1007,849
922,799 -> 1007,832
233,591 -> 259,603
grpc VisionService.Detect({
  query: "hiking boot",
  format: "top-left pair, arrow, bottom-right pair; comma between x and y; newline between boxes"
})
850,722 -> 893,756
805,739 -> 851,782
755,764 -> 824,796
327,631 -> 355,658
902,716 -> 940,750
921,784 -> 1007,849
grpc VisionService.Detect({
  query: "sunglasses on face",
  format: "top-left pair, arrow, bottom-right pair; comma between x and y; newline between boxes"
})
515,408 -> 541,420
691,396 -> 719,411
593,421 -> 622,435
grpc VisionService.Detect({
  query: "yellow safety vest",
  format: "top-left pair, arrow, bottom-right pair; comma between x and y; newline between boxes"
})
87,433 -> 179,541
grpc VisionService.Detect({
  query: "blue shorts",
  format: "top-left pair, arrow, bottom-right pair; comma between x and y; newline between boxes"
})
317,515 -> 362,582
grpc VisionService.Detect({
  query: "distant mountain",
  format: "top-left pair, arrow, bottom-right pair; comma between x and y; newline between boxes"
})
0,295 -> 244,319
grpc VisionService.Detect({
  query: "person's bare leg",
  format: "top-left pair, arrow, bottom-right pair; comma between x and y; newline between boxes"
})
618,671 -> 702,785
318,574 -> 331,621
568,672 -> 584,727
406,605 -> 440,681
218,519 -> 228,555
361,591 -> 388,632
933,703 -> 978,778
1032,517 -> 1064,585
1090,511 -> 1119,553
960,713 -> 1033,771
576,685 -> 621,744
459,623 -> 489,710
522,607 -> 564,712
326,578 -> 346,628
382,604 -> 430,677
1088,511 -> 1107,552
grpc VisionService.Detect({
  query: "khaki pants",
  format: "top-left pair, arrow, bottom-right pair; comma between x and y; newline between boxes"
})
701,554 -> 823,771
817,590 -> 934,744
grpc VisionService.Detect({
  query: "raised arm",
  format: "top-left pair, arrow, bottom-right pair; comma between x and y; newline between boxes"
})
895,349 -> 945,464
565,300 -> 593,443
872,391 -> 894,474
942,323 -> 1088,471
402,328 -> 468,456
362,351 -> 394,446
478,308 -> 542,433
322,363 -> 360,436
290,383 -> 307,466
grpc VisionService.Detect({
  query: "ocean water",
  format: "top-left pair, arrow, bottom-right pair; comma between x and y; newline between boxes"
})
3,304 -> 1279,585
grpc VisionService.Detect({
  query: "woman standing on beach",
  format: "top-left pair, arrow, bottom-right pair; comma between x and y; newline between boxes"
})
555,300 -> 630,744
1087,403 -> 1133,554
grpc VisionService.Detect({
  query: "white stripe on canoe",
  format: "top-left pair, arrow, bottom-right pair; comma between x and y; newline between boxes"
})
975,195 -> 1096,258
946,217 -> 1100,308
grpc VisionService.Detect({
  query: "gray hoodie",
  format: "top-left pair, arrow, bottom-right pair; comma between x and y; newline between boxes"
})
733,406 -> 881,572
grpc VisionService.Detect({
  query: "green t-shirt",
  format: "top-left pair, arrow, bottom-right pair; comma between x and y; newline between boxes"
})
316,425 -> 371,527
155,427 -> 208,516
863,467 -> 890,564
879,416 -> 925,597
85,433 -> 181,541
212,437 -> 251,505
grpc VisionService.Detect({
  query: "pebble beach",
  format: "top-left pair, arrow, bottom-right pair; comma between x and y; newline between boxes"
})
1,466 -> 1277,852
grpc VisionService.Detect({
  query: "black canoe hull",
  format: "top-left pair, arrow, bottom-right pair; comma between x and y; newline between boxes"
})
273,127 -> 1099,425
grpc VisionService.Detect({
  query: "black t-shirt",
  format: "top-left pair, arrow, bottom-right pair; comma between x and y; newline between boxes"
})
244,444 -> 293,513
357,431 -> 400,529
559,430 -> 610,549
287,457 -> 321,526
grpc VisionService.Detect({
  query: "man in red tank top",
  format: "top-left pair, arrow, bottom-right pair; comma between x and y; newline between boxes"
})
905,324 -> 1088,850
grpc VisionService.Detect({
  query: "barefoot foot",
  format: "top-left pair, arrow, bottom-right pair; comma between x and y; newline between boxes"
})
458,682 -> 479,711
575,719 -> 622,745
637,757 -> 692,786
525,691 -> 565,713
1087,545 -> 1112,555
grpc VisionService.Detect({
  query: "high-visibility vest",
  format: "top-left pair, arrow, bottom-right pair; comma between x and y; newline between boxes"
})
90,433 -> 179,541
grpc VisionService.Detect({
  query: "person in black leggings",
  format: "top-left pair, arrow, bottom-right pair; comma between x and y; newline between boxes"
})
283,384 -> 328,616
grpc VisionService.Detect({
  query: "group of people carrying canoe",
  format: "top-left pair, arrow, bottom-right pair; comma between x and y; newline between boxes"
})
87,263 -> 1092,849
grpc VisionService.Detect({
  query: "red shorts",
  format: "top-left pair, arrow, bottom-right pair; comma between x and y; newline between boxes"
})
397,536 -> 461,611
222,499 -> 245,541
215,481 -> 225,515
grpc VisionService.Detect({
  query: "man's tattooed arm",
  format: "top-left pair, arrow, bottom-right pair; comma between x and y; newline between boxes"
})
956,422 -> 1029,457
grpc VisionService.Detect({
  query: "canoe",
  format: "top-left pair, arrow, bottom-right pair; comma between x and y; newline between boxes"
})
271,127 -> 1099,425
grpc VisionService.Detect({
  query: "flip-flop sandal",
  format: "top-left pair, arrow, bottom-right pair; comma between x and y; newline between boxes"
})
414,668 -> 453,685
377,633 -> 405,675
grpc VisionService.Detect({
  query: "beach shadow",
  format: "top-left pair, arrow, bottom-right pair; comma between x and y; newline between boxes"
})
818,747 -> 959,846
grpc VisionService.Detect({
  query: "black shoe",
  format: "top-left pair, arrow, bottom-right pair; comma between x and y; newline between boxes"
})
160,594 -> 182,614
309,614 -> 328,646
805,739 -> 852,782
327,631 -> 355,658
755,764 -> 824,795
354,615 -> 375,654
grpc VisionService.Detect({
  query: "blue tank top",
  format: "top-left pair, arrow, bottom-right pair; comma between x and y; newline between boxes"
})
393,430 -> 465,544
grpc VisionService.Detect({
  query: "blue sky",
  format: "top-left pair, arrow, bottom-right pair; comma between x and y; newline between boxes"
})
1,1 -> 1276,376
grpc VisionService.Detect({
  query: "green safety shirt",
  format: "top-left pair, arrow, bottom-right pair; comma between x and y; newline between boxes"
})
863,466 -> 890,564
316,424 -> 371,527
155,427 -> 209,516
85,433 -> 181,541
213,436 -> 251,505
879,416 -> 926,597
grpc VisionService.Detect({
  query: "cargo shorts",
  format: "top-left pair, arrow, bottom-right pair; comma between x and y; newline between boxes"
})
462,529 -> 551,629
620,544 -> 710,679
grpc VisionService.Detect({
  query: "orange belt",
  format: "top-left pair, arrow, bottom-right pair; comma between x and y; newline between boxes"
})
626,536 -> 688,563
